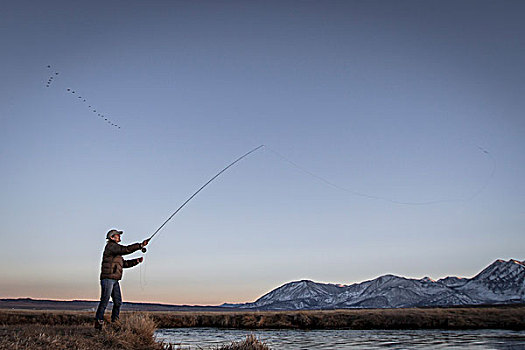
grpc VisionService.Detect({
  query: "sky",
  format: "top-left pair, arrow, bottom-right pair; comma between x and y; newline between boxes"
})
1,0 -> 524,305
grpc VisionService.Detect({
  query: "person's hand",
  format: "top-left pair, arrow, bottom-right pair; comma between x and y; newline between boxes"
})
142,239 -> 149,247
137,257 -> 144,263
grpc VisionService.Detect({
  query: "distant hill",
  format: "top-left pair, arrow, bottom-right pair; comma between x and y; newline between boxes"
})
0,298 -> 233,312
223,259 -> 525,310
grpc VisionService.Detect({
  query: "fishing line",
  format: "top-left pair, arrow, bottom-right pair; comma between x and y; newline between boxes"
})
139,261 -> 145,291
139,258 -> 148,291
143,144 -> 265,251
265,145 -> 495,205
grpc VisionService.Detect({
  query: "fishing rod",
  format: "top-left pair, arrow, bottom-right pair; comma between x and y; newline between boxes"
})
141,144 -> 265,253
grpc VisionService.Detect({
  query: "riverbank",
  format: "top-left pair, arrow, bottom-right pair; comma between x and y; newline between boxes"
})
2,305 -> 524,330
0,312 -> 269,350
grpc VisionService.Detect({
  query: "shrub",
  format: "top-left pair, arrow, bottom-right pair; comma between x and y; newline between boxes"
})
216,334 -> 270,350
101,312 -> 166,349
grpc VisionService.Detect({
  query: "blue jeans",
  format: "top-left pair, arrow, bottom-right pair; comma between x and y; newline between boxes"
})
95,279 -> 122,322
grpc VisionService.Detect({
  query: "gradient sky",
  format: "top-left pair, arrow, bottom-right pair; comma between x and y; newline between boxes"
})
1,1 -> 524,305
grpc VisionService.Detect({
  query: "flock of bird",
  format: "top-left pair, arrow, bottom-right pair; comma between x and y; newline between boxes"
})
45,65 -> 121,129
45,67 -> 58,88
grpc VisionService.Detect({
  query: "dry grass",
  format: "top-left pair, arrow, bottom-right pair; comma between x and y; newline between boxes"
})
101,312 -> 164,349
2,306 -> 524,330
216,334 -> 269,350
148,306 -> 525,330
1,306 -> 524,349
0,312 -> 169,350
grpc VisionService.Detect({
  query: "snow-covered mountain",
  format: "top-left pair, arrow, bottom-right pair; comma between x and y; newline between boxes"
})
224,259 -> 525,310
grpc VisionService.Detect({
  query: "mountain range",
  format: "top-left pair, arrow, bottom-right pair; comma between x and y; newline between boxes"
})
222,259 -> 525,310
3,259 -> 523,312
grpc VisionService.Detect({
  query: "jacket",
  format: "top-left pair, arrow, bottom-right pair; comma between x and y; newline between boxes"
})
100,240 -> 142,280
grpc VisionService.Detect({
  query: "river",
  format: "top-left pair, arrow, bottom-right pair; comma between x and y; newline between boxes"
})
155,328 -> 525,349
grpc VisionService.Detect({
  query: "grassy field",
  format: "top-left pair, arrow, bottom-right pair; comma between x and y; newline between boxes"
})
2,305 -> 524,330
150,306 -> 525,330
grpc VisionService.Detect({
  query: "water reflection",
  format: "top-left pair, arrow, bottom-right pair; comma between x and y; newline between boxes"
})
156,328 -> 525,349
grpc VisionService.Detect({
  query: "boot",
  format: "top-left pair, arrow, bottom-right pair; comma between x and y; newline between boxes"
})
94,319 -> 103,330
